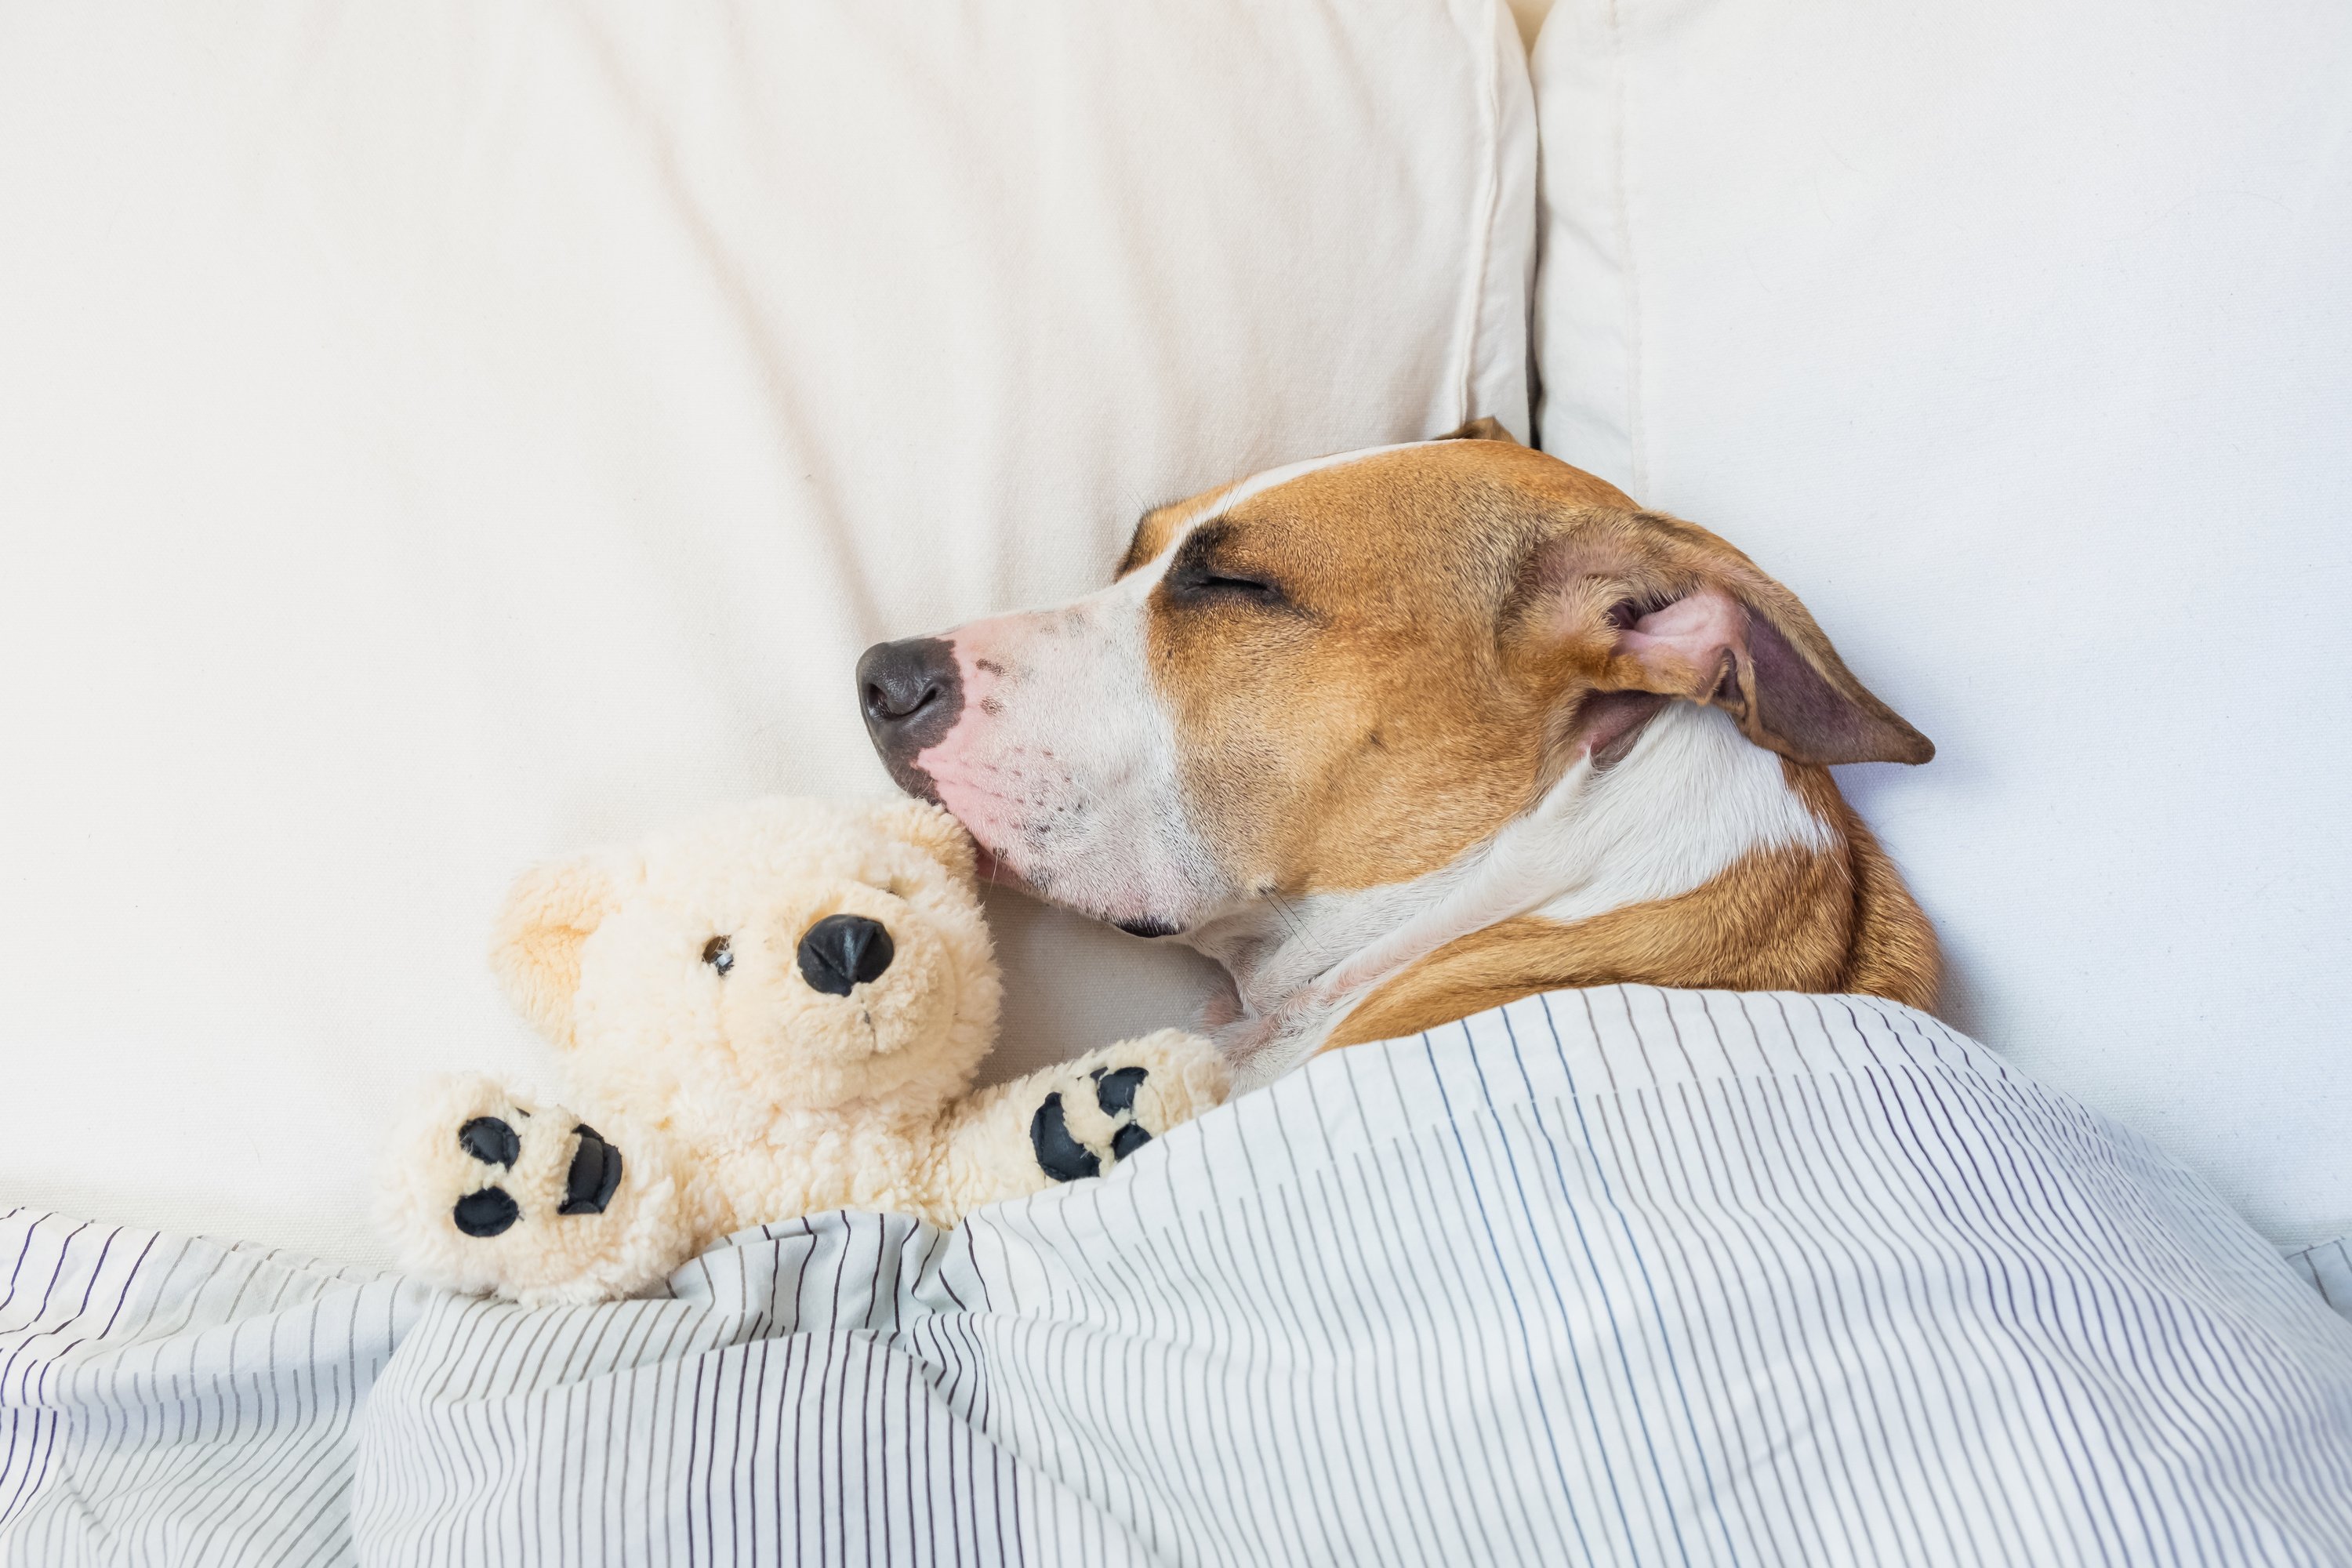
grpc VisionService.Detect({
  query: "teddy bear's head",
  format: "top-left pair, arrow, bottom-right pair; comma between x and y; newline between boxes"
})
490,797 -> 1002,1134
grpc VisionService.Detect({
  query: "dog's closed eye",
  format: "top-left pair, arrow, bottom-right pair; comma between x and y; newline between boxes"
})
1173,565 -> 1287,605
1163,522 -> 1292,610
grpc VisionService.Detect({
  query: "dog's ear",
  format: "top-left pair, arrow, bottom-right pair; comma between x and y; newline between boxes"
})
868,797 -> 979,887
1435,415 -> 1523,445
488,848 -> 635,1048
1517,510 -> 1933,767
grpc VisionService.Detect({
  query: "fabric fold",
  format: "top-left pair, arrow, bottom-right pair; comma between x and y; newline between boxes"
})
9,986 -> 2351,1566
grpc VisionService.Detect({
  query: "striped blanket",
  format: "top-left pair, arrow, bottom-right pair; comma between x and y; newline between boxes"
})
5,986 -> 2350,1566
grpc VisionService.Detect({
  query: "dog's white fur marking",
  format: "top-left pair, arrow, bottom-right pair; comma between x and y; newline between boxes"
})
1189,703 -> 1832,1087
915,572 -> 1228,929
916,441 -> 1441,931
911,438 -> 1836,1087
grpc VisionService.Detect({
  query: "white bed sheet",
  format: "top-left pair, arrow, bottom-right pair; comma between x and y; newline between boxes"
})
0,0 -> 1534,1263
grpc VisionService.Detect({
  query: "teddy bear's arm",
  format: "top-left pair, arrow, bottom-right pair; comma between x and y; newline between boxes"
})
922,1029 -> 1231,1224
382,1074 -> 710,1305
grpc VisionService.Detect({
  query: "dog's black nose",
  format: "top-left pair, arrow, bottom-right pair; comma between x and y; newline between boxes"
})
797,913 -> 895,996
857,637 -> 963,797
858,637 -> 959,729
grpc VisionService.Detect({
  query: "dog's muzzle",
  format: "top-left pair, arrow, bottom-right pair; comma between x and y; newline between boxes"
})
857,637 -> 961,799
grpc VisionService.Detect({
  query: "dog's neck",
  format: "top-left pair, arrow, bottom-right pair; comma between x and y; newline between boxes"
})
1182,702 -> 1834,1088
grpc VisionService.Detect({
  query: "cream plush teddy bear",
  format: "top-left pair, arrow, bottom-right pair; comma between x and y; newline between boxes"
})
382,796 -> 1228,1304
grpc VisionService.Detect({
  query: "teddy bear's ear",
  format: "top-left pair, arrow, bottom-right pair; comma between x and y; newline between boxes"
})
488,849 -> 633,1049
869,797 -> 978,887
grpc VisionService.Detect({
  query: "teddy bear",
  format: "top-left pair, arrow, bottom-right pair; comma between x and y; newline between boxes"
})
380,795 -> 1229,1304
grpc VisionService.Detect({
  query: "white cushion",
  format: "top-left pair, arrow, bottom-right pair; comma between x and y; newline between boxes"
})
1531,0 -> 2351,1243
0,0 -> 1533,1263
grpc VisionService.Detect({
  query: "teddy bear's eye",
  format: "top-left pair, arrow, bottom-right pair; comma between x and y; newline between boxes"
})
701,935 -> 734,975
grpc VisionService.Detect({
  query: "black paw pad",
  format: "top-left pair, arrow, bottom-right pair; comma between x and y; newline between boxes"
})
458,1116 -> 520,1167
1030,1093 -> 1101,1181
454,1186 -> 519,1238
559,1124 -> 623,1215
1092,1066 -> 1148,1116
1111,1122 -> 1152,1160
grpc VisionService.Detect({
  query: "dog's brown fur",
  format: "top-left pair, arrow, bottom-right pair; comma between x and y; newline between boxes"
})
1330,800 -> 1938,1049
1123,419 -> 1939,1047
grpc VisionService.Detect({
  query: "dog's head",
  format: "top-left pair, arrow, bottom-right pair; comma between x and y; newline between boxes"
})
858,422 -> 1929,941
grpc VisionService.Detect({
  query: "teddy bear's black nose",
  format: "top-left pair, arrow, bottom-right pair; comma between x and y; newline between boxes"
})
797,913 -> 895,996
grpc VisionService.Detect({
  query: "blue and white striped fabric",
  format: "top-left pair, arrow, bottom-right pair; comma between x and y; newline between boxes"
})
7,986 -> 2352,1566
2287,1236 -> 2352,1323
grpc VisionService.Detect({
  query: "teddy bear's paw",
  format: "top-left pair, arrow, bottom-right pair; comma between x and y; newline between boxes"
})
380,1075 -> 689,1304
448,1108 -> 623,1236
1028,1029 -> 1231,1182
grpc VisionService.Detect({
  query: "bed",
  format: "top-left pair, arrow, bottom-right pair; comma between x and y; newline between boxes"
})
2,0 -> 2349,1561
9,989 -> 2350,1564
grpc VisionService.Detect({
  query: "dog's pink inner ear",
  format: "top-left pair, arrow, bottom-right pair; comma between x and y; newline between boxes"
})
1610,588 -> 1933,767
1618,591 -> 1748,700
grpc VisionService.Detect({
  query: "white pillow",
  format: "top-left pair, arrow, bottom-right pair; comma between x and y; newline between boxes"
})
0,0 -> 1533,1263
1531,0 -> 2351,1243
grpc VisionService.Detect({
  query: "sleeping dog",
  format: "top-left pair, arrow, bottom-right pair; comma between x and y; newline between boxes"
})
858,419 -> 1937,1088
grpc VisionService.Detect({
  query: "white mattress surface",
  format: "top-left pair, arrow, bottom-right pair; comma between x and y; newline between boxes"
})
0,0 -> 1534,1262
1531,0 -> 2352,1243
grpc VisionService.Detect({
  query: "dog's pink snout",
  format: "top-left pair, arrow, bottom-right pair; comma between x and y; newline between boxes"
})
857,636 -> 963,798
